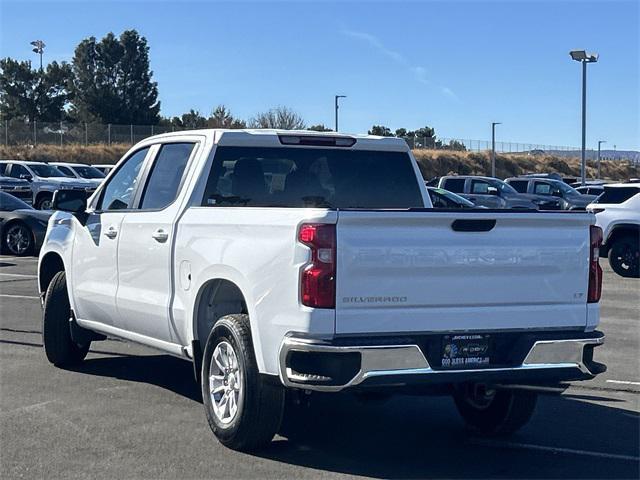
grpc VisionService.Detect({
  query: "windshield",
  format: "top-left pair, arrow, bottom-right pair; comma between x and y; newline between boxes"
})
593,186 -> 640,204
0,192 -> 33,211
71,165 -> 105,179
203,147 -> 424,209
27,164 -> 66,178
490,178 -> 518,194
431,188 -> 475,207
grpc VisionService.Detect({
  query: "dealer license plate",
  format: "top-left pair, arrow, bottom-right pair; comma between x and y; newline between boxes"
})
441,334 -> 491,368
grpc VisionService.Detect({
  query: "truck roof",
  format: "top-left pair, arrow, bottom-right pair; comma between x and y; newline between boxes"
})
143,129 -> 411,152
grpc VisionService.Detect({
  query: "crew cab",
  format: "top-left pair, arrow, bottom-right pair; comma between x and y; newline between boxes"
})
587,183 -> 640,278
0,160 -> 97,210
38,130 -> 605,451
436,175 -> 561,210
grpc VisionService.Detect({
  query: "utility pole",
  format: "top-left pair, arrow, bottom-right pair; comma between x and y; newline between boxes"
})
334,95 -> 346,132
491,122 -> 501,177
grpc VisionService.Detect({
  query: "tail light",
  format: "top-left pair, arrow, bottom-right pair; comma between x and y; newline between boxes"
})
588,225 -> 603,303
298,223 -> 336,308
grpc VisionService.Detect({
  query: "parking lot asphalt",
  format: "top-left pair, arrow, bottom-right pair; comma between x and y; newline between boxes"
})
0,255 -> 638,479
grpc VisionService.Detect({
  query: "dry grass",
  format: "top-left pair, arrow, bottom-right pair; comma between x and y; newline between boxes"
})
0,144 -> 637,182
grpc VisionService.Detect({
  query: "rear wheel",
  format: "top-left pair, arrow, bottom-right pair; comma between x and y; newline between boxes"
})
201,314 -> 284,451
453,384 -> 537,436
3,222 -> 33,256
608,235 -> 640,278
36,194 -> 53,210
42,271 -> 90,366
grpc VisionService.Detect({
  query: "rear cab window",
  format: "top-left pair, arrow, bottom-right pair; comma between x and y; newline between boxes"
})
508,180 -> 529,193
441,178 -> 466,193
202,147 -> 424,209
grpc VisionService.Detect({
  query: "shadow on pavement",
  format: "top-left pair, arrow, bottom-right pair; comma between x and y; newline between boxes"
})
69,353 -> 640,479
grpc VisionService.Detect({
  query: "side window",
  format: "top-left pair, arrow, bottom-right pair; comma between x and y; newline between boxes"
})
57,166 -> 75,177
98,148 -> 149,210
534,182 -> 551,195
0,164 -> 7,175
470,180 -> 490,194
9,164 -> 28,179
139,143 -> 194,210
442,178 -> 465,193
509,180 -> 528,193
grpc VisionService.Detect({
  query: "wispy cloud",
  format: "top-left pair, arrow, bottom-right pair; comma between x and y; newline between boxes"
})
342,28 -> 459,102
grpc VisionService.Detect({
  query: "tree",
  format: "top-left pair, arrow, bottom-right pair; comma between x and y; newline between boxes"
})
307,124 -> 332,132
368,125 -> 393,136
208,104 -> 246,129
394,128 -> 408,137
170,109 -> 207,129
0,58 -> 72,121
249,106 -> 305,130
69,30 -> 160,124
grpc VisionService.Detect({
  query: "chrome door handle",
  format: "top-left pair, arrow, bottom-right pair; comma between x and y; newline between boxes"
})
104,227 -> 118,239
152,229 -> 169,243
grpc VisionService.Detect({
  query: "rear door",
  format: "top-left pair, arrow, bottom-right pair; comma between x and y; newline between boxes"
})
335,210 -> 592,335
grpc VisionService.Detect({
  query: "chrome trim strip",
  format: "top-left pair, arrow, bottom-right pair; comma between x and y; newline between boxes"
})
278,335 -> 604,392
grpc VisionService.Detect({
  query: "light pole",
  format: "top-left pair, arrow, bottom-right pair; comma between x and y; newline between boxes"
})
334,95 -> 346,132
30,40 -> 45,70
491,122 -> 501,177
570,50 -> 598,186
597,140 -> 606,179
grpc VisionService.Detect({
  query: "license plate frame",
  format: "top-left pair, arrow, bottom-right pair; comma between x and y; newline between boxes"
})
441,334 -> 492,369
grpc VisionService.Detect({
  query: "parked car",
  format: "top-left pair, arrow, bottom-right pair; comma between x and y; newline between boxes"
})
50,162 -> 105,185
426,186 -> 478,208
0,160 -> 98,210
436,175 -> 561,209
0,192 -> 51,256
0,174 -> 33,204
93,164 -> 115,175
39,129 -> 605,451
587,183 -> 640,278
505,176 -> 597,210
576,185 -> 605,196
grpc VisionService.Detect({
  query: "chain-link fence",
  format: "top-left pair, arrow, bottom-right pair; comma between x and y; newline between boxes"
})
1,119 -> 634,162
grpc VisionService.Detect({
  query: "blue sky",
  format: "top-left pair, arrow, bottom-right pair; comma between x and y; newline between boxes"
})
1,0 -> 638,149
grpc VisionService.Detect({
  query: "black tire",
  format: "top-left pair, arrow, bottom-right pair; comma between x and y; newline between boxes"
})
201,314 -> 284,451
36,194 -> 53,210
453,384 -> 537,436
608,235 -> 640,278
2,222 -> 34,256
42,271 -> 90,366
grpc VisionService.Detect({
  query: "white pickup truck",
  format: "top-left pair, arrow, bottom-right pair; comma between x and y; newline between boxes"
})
38,129 -> 606,451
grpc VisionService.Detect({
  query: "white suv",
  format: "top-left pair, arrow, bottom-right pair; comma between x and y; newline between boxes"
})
588,183 -> 640,278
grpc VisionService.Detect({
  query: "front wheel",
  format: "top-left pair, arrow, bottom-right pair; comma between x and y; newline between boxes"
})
608,235 -> 640,278
42,271 -> 90,366
36,194 -> 53,210
453,384 -> 537,436
201,314 -> 284,451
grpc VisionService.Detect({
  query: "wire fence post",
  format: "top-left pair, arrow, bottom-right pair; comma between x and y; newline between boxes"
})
130,124 -> 133,144
33,121 -> 37,146
4,121 -> 7,146
60,121 -> 63,146
84,122 -> 88,146
108,124 -> 111,145
151,125 -> 154,136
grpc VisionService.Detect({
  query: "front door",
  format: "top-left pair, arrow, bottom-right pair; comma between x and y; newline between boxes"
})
72,147 -> 150,326
116,141 -> 197,342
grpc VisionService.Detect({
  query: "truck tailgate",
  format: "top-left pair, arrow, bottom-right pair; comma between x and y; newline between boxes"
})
335,211 -> 593,335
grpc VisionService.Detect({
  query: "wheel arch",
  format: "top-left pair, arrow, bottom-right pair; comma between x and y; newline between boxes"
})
604,223 -> 639,253
39,251 -> 66,295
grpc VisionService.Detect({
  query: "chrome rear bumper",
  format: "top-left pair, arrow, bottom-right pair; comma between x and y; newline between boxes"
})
279,333 -> 605,392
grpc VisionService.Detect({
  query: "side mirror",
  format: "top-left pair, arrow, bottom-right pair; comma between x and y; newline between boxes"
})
487,186 -> 499,196
20,173 -> 33,182
52,189 -> 87,213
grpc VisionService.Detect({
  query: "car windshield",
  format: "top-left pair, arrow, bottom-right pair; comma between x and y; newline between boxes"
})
490,179 -> 518,194
27,164 -> 66,178
432,188 -> 475,207
71,165 -> 105,179
0,192 -> 33,211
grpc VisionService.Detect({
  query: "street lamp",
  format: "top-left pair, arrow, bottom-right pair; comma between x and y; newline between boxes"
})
491,122 -> 501,177
30,40 -> 45,70
570,49 -> 598,186
334,95 -> 346,132
597,140 -> 606,179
